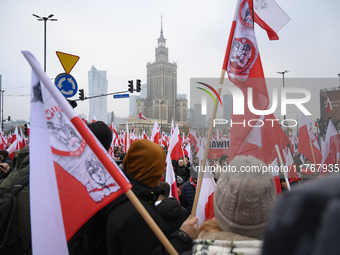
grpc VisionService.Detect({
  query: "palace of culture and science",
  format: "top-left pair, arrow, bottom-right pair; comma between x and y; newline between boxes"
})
135,17 -> 188,128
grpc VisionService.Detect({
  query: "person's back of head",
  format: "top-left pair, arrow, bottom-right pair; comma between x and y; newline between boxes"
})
214,155 -> 276,240
123,139 -> 166,188
158,182 -> 170,200
0,150 -> 9,159
87,121 -> 112,151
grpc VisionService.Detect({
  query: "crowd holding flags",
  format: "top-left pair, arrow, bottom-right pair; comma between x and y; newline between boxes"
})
6,0 -> 340,254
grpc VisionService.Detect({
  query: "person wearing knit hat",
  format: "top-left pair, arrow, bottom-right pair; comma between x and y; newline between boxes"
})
123,139 -> 166,188
191,155 -> 276,255
104,139 -> 199,255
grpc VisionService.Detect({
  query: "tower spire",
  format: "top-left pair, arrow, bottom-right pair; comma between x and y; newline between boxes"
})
160,14 -> 163,37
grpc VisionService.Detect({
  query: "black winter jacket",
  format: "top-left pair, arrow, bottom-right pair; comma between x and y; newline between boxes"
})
181,181 -> 196,214
157,197 -> 189,236
103,173 -> 193,255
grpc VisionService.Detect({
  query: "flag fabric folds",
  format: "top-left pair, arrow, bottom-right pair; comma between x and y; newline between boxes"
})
253,0 -> 290,40
222,0 -> 270,162
326,97 -> 333,113
196,170 -> 215,227
139,110 -> 147,120
23,51 -> 131,254
298,113 -> 322,164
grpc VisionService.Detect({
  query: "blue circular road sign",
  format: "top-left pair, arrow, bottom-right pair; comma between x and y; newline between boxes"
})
54,73 -> 78,98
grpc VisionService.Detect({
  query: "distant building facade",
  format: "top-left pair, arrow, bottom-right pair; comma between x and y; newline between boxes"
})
136,17 -> 188,125
88,66 -> 108,122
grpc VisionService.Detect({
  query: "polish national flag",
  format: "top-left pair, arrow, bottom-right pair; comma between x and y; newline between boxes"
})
326,97 -> 333,113
165,128 -> 181,201
92,114 -> 97,123
320,119 -> 340,174
142,130 -> 148,140
151,121 -> 160,144
253,0 -> 290,40
196,169 -> 215,226
298,113 -> 322,164
139,110 -> 147,120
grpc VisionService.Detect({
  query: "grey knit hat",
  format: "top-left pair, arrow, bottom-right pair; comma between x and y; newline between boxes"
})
214,155 -> 276,240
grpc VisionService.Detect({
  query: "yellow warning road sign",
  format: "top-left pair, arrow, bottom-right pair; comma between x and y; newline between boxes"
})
56,51 -> 80,74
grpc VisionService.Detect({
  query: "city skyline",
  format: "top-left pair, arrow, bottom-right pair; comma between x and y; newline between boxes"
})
1,0 -> 340,122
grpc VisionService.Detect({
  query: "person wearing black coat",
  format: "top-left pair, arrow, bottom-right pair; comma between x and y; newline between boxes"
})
0,149 -> 14,178
104,140 -> 198,255
181,171 -> 198,214
156,182 -> 189,236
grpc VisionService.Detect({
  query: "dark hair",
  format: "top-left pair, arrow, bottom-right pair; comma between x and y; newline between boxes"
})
0,150 -> 9,158
88,121 -> 113,151
158,182 -> 170,198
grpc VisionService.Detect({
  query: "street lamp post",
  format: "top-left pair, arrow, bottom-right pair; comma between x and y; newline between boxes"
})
277,70 -> 289,121
32,14 -> 58,72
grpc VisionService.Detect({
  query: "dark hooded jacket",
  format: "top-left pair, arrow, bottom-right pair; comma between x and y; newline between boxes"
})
1,155 -> 14,178
157,197 -> 189,236
0,146 -> 31,254
103,173 -> 193,255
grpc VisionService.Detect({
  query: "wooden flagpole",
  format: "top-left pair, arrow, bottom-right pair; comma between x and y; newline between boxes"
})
191,70 -> 225,217
22,51 -> 178,255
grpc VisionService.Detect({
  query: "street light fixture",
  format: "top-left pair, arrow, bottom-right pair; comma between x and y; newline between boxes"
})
277,70 -> 289,121
32,13 -> 58,72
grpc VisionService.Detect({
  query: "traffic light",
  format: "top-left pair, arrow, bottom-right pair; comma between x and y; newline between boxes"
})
128,80 -> 134,93
24,123 -> 28,136
79,89 -> 84,100
136,79 -> 141,92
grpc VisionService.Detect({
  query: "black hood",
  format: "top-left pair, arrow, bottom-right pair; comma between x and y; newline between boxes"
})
102,172 -> 163,215
157,197 -> 184,220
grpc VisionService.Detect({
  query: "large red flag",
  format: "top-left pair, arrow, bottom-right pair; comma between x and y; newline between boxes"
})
298,113 -> 322,164
222,0 -> 270,161
23,51 -> 131,254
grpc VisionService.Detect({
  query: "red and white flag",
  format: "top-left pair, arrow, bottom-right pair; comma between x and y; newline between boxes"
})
222,0 -> 270,161
298,113 -> 322,164
253,0 -> 290,40
165,128 -> 181,201
139,109 -> 147,120
92,114 -> 97,123
326,97 -> 333,113
320,119 -> 340,174
23,51 -> 131,254
196,169 -> 215,226
151,120 -> 161,144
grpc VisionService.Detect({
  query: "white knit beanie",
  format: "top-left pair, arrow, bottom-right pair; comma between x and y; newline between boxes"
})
214,155 -> 276,240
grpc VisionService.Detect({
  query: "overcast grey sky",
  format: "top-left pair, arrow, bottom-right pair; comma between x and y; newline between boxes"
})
1,0 -> 340,122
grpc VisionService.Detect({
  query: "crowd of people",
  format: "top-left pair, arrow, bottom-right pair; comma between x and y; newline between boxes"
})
317,117 -> 340,137
1,121 -> 339,255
